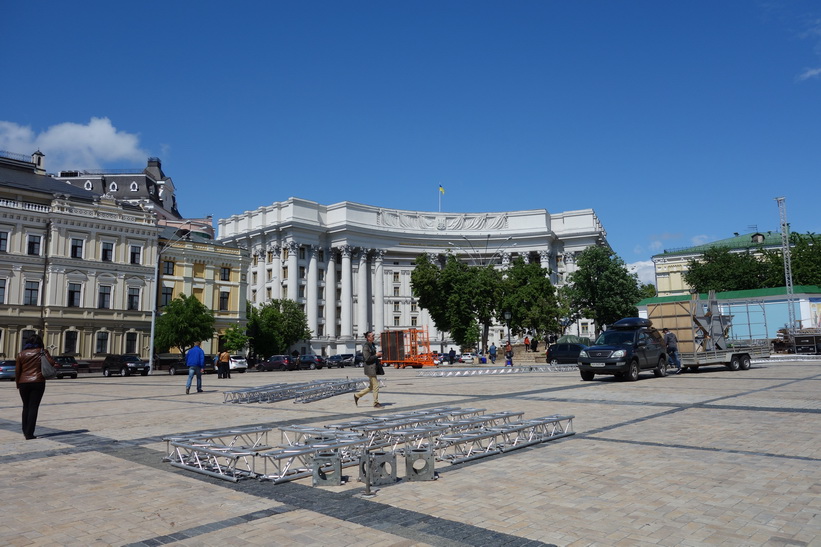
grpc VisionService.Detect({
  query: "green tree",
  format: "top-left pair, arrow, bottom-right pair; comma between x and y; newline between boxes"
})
684,247 -> 768,292
222,323 -> 249,353
566,246 -> 642,335
154,293 -> 215,355
499,257 -> 559,340
639,282 -> 657,300
246,299 -> 311,358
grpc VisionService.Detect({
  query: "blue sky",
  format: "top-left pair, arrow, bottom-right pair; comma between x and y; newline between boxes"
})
2,1 -> 819,284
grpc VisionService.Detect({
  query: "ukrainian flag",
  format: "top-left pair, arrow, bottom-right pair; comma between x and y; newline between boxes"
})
439,185 -> 445,194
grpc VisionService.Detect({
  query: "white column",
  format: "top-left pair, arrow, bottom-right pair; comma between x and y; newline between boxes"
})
340,245 -> 353,339
357,249 -> 369,337
374,250 -> 384,333
271,244 -> 282,300
287,241 -> 299,301
326,248 -> 337,340
307,245 -> 319,337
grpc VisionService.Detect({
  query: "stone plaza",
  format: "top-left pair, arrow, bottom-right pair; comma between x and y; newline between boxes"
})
0,358 -> 819,546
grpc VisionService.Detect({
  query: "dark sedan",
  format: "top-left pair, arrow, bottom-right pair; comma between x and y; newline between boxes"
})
545,343 -> 587,365
298,355 -> 326,370
257,355 -> 296,371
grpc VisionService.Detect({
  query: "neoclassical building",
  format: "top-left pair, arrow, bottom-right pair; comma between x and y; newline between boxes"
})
218,198 -> 608,356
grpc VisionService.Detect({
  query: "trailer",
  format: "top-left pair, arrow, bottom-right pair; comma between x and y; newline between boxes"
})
646,292 -> 771,372
380,327 -> 437,369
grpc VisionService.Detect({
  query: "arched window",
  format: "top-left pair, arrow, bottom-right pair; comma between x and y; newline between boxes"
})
84,180 -> 93,191
130,181 -> 139,192
109,182 -> 118,192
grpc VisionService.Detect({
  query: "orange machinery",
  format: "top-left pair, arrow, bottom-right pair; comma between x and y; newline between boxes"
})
380,327 -> 437,369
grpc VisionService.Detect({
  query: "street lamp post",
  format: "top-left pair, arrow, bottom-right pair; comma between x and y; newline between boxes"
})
503,310 -> 512,345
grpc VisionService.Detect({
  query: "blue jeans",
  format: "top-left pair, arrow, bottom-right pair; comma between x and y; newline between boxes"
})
668,349 -> 681,370
186,366 -> 202,391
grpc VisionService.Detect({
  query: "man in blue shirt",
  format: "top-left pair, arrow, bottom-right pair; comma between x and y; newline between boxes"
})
185,341 -> 206,394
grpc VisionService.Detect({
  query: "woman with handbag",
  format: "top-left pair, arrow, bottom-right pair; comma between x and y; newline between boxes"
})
15,334 -> 55,440
354,331 -> 384,408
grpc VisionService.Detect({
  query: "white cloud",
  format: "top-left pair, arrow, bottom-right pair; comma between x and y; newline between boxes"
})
691,234 -> 712,246
648,240 -> 663,252
797,67 -> 821,81
0,118 -> 147,172
627,260 -> 656,285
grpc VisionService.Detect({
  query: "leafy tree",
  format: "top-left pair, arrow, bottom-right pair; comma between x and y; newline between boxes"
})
154,293 -> 215,356
684,247 -> 768,292
639,283 -> 657,300
411,254 -> 504,350
222,323 -> 249,353
566,246 -> 642,335
246,299 -> 311,358
498,257 -> 559,341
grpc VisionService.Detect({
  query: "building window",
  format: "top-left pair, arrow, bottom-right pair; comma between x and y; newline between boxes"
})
299,266 -> 306,279
220,267 -> 230,281
128,245 -> 141,265
161,287 -> 173,307
282,267 -> 288,280
98,285 -> 112,309
95,331 -> 109,354
411,317 -> 418,326
580,322 -> 589,335
64,331 -> 78,354
266,250 -> 273,262
253,255 -> 258,266
24,281 -> 39,305
71,238 -> 84,259
266,287 -> 272,299
393,272 -> 400,283
27,235 -> 41,256
163,261 -> 174,275
282,247 -> 289,260
318,268 -> 325,281
251,289 -> 257,300
109,182 -> 118,192
219,291 -> 229,311
266,269 -> 272,281
0,231 -> 7,252
299,247 -> 305,260
101,242 -> 114,262
125,332 -> 137,354
394,316 -> 400,327
411,301 -> 418,312
0,278 -> 5,304
393,287 -> 400,297
252,271 -> 258,284
130,182 -> 139,191
298,285 -> 305,298
127,287 -> 140,310
68,283 -> 82,307
318,249 -> 325,262
393,302 -> 400,312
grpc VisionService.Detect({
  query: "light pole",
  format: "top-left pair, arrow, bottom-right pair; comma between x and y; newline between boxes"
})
503,310 -> 512,345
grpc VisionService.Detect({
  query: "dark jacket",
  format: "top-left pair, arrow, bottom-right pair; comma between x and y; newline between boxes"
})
16,347 -> 54,385
362,341 -> 379,378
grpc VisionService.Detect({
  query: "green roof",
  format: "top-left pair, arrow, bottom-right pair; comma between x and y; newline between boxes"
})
654,231 -> 783,258
638,285 -> 821,306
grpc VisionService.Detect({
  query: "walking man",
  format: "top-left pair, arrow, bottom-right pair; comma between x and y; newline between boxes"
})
186,341 -> 206,394
354,331 -> 383,408
662,328 -> 682,374
488,343 -> 497,364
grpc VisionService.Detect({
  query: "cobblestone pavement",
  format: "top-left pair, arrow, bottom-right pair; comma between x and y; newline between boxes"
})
0,359 -> 819,546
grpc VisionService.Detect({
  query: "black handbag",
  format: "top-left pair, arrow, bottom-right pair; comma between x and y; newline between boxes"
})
375,360 -> 385,375
40,351 -> 57,379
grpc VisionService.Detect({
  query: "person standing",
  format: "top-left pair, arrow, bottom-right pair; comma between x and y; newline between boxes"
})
448,347 -> 456,365
663,328 -> 682,374
488,343 -> 497,364
15,334 -> 55,440
185,341 -> 206,394
531,337 -> 538,352
217,350 -> 231,379
504,342 -> 514,366
523,335 -> 530,352
354,331 -> 383,408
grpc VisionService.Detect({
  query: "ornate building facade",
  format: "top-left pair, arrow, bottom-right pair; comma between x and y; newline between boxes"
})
218,198 -> 608,356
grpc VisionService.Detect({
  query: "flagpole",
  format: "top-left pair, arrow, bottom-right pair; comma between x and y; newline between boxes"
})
438,187 -> 441,212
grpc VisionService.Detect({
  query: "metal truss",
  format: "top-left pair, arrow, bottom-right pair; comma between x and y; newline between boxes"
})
417,364 -> 579,377
223,378 -> 383,405
164,408 -> 575,483
434,414 -> 575,464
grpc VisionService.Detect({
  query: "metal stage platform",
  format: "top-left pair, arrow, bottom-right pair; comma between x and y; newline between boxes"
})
164,407 -> 575,484
222,378 -> 385,405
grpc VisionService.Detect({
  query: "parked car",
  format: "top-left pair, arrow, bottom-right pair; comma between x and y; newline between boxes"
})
0,359 -> 15,380
577,317 -> 668,381
228,355 -> 248,373
167,356 -> 217,375
354,352 -> 364,367
325,354 -> 347,368
102,354 -> 150,377
298,354 -> 325,370
460,352 -> 476,364
257,355 -> 296,371
545,343 -> 587,365
52,355 -> 80,379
